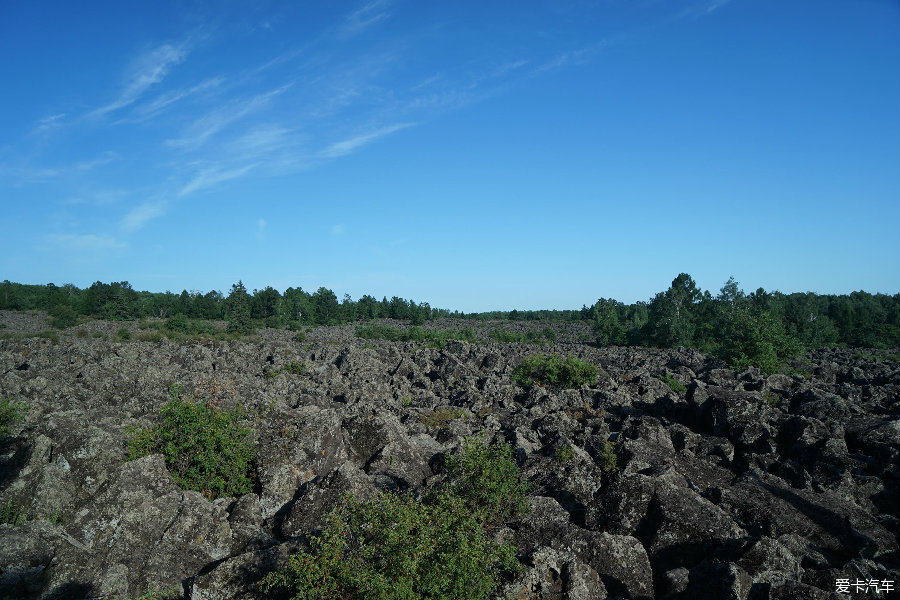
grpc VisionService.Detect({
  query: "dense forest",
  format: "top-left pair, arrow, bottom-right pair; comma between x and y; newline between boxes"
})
1,275 -> 898,373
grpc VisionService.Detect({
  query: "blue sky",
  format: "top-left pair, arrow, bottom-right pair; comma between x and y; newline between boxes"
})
1,0 -> 898,312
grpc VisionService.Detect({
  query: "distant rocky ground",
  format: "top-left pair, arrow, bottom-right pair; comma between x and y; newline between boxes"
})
0,311 -> 898,599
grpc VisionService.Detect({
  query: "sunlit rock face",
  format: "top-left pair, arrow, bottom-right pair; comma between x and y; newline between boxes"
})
0,315 -> 897,599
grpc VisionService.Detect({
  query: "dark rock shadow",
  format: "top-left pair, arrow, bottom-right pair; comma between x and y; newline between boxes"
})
0,437 -> 31,489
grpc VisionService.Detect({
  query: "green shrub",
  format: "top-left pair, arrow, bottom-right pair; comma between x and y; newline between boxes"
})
0,498 -> 28,526
511,354 -> 598,389
49,304 -> 79,329
555,445 -> 575,463
261,438 -> 527,600
659,373 -> 686,394
116,327 -> 131,341
717,308 -> 801,375
260,491 -> 518,600
0,398 -> 28,438
284,361 -> 307,375
443,437 -> 530,525
598,440 -> 618,474
126,385 -> 256,499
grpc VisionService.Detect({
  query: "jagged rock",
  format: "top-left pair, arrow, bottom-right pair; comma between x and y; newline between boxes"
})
1,320 -> 898,600
278,462 -> 377,538
41,455 -> 232,598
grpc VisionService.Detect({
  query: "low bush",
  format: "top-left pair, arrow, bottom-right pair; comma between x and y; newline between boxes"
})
488,327 -> 557,344
511,354 -> 598,389
555,445 -> 575,463
659,373 -> 686,394
126,385 -> 256,499
597,440 -> 618,474
116,327 -> 131,341
442,437 -> 530,524
356,325 -> 477,348
0,398 -> 28,438
260,438 -> 526,600
260,492 -> 518,600
284,361 -> 307,375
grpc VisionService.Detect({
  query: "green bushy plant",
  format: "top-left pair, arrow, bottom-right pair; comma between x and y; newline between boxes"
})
442,437 -> 530,524
260,438 -> 526,600
116,327 -> 131,341
260,492 -> 518,600
659,373 -> 686,394
512,354 -> 598,389
598,440 -> 618,474
126,385 -> 256,499
555,445 -> 575,463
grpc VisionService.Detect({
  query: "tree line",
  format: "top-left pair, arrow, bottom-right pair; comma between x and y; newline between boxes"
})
0,280 -> 452,330
1,275 -> 897,360
582,274 -> 900,372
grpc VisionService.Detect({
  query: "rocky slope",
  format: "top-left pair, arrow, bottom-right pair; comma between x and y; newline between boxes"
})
0,312 -> 898,599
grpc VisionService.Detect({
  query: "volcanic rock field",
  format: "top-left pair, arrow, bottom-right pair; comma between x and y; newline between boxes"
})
1,311 -> 898,599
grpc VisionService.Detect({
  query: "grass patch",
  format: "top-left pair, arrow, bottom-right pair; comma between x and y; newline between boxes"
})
126,384 -> 257,500
419,408 -> 465,429
116,327 -> 132,341
511,354 -> 598,389
0,498 -> 29,526
659,373 -> 687,394
0,398 -> 28,438
136,331 -> 165,342
356,324 -> 477,348
35,330 -> 59,344
488,328 -> 556,344
261,438 -> 525,600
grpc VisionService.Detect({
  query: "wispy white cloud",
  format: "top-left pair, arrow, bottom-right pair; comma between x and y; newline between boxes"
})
44,233 -> 126,251
166,85 -> 291,150
120,200 -> 169,232
331,224 -> 345,235
678,0 -> 734,19
128,77 -> 224,122
320,122 -> 414,158
257,218 -> 267,240
89,41 -> 189,118
63,189 -> 128,206
178,163 -> 258,197
533,42 -> 608,74
340,0 -> 392,38
32,113 -> 66,136
0,152 -> 118,183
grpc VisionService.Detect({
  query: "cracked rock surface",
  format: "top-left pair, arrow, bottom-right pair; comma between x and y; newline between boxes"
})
1,314 -> 898,599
